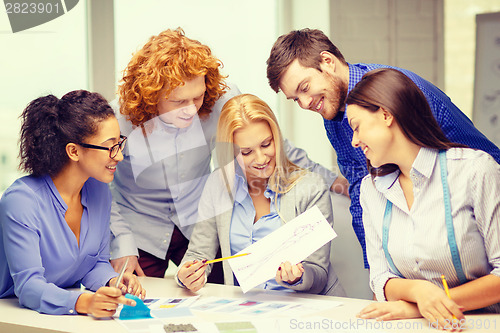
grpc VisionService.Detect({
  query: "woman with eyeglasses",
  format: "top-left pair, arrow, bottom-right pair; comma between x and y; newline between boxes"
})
0,90 -> 145,316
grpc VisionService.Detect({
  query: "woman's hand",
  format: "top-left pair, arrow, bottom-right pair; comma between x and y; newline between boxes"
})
410,280 -> 465,331
177,260 -> 207,292
111,256 -> 145,276
75,287 -> 136,318
357,300 -> 421,321
275,261 -> 304,285
109,272 -> 146,299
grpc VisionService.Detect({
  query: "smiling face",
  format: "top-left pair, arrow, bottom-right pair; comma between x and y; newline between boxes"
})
346,104 -> 394,168
157,75 -> 206,128
79,116 -> 123,183
233,121 -> 276,181
279,59 -> 347,120
78,116 -> 124,183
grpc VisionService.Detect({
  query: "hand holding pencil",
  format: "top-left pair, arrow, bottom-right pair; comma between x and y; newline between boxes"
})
441,274 -> 457,319
74,259 -> 146,317
177,253 -> 250,293
109,258 -> 146,299
177,259 -> 209,293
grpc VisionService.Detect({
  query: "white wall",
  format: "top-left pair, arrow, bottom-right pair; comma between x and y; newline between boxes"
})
445,0 -> 500,118
113,0 -> 278,112
0,2 -> 88,191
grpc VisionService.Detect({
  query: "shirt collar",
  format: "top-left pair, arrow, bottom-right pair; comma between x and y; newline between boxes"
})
233,171 -> 277,204
411,147 -> 438,180
348,63 -> 366,93
372,147 -> 438,193
44,175 -> 67,211
334,63 -> 366,123
373,170 -> 400,194
43,175 -> 90,211
234,171 -> 248,204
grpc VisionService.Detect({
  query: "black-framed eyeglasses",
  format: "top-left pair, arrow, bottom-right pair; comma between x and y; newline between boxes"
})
79,135 -> 127,159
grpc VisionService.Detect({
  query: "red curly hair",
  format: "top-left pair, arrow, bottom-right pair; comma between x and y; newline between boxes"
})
118,28 -> 228,126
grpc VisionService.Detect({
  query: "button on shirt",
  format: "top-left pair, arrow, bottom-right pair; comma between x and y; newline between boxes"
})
360,148 -> 500,313
229,172 -> 301,291
0,176 -> 117,314
324,63 -> 500,268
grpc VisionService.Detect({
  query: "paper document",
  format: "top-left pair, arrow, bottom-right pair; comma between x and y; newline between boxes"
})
228,205 -> 337,293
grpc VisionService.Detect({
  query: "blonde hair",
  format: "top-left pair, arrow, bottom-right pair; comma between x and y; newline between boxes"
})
216,94 -> 305,196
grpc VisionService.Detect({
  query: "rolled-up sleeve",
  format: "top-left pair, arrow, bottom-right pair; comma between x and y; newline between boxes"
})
284,139 -> 338,187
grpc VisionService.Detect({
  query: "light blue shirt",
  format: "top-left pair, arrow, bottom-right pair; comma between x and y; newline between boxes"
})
229,171 -> 301,291
0,175 -> 118,315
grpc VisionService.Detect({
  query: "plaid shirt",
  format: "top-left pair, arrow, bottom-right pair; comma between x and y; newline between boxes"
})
324,63 -> 500,268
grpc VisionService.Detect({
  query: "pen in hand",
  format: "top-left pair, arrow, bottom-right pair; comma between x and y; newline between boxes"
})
115,257 -> 130,289
187,253 -> 251,268
441,274 -> 457,320
205,252 -> 250,264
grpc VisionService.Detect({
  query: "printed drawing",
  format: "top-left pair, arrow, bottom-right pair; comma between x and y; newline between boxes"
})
234,220 -> 323,278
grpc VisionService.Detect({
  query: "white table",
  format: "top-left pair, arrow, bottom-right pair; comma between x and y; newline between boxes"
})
0,277 -> 498,332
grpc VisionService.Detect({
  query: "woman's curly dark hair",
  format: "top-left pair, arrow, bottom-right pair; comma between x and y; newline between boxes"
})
118,27 -> 228,126
19,90 -> 115,177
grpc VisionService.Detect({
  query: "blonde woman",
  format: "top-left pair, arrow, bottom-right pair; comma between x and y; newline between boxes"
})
176,94 -> 345,296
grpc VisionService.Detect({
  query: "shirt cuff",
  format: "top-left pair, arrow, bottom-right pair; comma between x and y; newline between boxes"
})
174,273 -> 186,288
110,233 -> 139,260
283,276 -> 304,287
69,290 -> 84,315
174,270 -> 207,289
324,171 -> 338,188
372,274 -> 400,301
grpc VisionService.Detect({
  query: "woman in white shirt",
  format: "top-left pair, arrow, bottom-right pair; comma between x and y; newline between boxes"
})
345,68 -> 500,330
175,94 -> 345,296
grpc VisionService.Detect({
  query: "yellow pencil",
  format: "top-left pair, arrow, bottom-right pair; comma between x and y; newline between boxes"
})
441,274 -> 457,320
206,253 -> 250,264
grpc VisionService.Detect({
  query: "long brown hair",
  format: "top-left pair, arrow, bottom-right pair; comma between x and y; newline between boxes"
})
19,91 -> 114,177
345,68 -> 466,177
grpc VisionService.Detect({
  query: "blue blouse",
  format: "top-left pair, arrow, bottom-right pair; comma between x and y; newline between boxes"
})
0,175 -> 118,315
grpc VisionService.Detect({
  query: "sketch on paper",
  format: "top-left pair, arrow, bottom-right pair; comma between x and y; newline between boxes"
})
232,219 -> 324,276
228,205 -> 337,293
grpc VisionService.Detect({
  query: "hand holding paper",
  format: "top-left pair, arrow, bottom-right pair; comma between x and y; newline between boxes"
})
228,205 -> 337,293
276,261 -> 305,285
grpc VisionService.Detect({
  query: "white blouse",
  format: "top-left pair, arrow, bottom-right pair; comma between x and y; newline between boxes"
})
361,147 -> 500,313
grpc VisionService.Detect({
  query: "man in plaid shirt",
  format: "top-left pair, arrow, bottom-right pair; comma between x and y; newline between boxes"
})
267,28 -> 500,268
